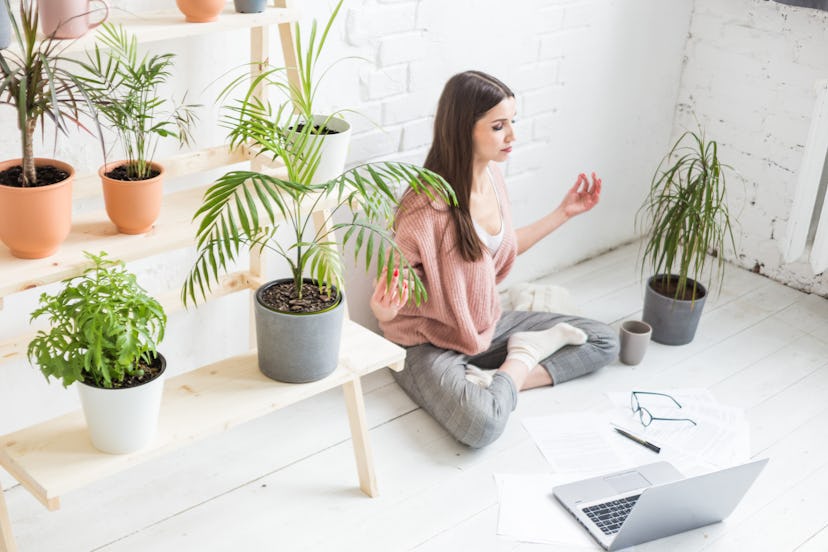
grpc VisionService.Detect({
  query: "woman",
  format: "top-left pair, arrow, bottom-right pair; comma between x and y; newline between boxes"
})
371,70 -> 618,448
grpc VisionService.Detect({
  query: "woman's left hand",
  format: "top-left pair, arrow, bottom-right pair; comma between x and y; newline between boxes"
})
559,172 -> 602,218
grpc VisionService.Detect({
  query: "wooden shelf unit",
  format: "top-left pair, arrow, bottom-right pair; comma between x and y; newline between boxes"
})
0,4 -> 406,551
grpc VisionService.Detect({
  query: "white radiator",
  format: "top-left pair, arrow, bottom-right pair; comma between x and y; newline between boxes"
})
783,79 -> 828,273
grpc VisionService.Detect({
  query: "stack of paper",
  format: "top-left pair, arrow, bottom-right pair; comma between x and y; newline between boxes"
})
493,473 -> 595,548
605,388 -> 750,470
495,389 -> 750,545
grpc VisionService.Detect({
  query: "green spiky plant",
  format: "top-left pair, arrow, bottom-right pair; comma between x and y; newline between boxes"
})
182,1 -> 456,310
0,0 -> 100,187
637,129 -> 737,301
74,23 -> 198,180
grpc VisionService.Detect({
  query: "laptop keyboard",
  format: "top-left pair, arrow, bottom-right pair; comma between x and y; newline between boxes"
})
582,494 -> 641,535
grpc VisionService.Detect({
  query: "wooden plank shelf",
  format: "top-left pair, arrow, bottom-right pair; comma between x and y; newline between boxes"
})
0,4 -> 407,550
0,320 -> 405,511
3,5 -> 301,57
0,153 -> 332,301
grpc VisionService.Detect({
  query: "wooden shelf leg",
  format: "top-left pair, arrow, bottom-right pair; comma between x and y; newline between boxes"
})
0,488 -> 17,552
341,377 -> 378,497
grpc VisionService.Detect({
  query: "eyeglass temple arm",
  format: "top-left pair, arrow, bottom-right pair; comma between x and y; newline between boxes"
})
632,390 -> 683,408
651,415 -> 698,426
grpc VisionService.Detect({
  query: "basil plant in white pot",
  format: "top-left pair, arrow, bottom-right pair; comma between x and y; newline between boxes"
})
28,252 -> 168,454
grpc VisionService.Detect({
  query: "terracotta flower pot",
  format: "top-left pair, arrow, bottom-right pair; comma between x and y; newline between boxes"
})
100,161 -> 164,235
175,0 -> 225,22
0,158 -> 74,259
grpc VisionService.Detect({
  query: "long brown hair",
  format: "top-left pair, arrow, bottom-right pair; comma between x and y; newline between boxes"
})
424,70 -> 514,262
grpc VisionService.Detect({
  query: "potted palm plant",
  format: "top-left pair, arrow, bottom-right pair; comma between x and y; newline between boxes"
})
75,23 -> 198,234
0,0 -> 101,258
182,1 -> 455,384
637,129 -> 737,345
28,252 -> 167,454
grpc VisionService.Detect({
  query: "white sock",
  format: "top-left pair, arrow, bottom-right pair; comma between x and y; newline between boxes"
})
465,366 -> 494,388
506,322 -> 588,371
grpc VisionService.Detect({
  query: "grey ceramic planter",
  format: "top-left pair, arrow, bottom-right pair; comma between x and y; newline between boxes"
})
234,0 -> 267,13
642,275 -> 707,346
0,5 -> 10,50
254,279 -> 345,383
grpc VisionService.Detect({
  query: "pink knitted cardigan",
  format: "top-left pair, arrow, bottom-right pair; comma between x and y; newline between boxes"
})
379,164 -> 518,355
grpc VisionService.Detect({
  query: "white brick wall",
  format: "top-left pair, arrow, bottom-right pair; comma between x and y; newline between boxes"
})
673,0 -> 828,295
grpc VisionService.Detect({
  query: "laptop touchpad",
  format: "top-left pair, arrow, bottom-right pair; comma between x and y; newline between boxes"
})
605,471 -> 651,494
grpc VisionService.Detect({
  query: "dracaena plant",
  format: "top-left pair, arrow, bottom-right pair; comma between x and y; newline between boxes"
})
28,252 -> 167,389
636,129 -> 737,301
0,0 -> 100,186
182,0 -> 456,307
74,23 -> 199,180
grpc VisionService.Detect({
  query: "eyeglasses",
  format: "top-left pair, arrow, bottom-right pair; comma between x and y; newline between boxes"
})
630,391 -> 698,427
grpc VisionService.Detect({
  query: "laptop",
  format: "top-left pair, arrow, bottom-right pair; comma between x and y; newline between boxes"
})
552,458 -> 768,551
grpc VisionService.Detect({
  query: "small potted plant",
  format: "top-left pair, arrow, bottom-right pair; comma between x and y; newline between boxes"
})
75,23 -> 198,234
28,252 -> 168,454
636,129 -> 737,345
183,1 -> 456,384
0,0 -> 102,258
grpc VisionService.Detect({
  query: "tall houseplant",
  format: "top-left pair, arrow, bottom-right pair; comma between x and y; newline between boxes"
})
637,129 -> 737,345
0,0 -> 100,258
28,252 -> 168,454
76,23 -> 198,234
183,1 -> 456,383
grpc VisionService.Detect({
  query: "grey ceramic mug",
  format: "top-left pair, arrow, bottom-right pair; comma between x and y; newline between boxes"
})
619,320 -> 653,365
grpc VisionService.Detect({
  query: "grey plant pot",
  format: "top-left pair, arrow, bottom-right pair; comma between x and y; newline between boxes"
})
642,275 -> 707,346
0,5 -> 10,50
234,0 -> 267,13
254,279 -> 345,383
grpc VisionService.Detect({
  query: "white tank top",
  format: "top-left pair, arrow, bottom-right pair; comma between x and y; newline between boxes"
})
472,168 -> 504,255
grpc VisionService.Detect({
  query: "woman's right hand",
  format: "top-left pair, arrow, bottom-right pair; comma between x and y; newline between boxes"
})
370,268 -> 409,322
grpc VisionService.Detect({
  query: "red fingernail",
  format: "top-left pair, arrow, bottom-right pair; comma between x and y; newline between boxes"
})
393,268 -> 399,276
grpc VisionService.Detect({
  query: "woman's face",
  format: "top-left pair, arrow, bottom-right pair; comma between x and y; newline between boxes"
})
472,96 -> 517,164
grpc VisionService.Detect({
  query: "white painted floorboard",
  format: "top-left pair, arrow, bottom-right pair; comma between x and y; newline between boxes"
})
4,241 -> 828,551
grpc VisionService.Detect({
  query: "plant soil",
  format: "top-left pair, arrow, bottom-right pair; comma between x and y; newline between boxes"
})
651,275 -> 706,301
0,165 -> 69,188
85,355 -> 165,390
105,164 -> 161,181
259,280 -> 340,313
292,123 -> 339,135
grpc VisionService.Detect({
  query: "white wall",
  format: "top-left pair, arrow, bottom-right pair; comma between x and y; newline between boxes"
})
331,0 -> 694,328
673,0 -> 828,296
0,0 -> 691,472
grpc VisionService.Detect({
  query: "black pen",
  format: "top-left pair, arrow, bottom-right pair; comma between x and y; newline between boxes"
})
613,426 -> 661,454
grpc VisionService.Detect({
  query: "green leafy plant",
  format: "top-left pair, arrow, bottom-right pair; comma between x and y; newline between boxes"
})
182,2 -> 456,308
637,129 -> 737,301
75,23 -> 198,180
0,0 -> 100,186
28,252 -> 167,389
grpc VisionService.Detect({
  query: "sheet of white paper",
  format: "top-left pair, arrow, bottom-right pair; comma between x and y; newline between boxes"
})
494,473 -> 597,548
606,388 -> 751,469
522,413 -> 629,474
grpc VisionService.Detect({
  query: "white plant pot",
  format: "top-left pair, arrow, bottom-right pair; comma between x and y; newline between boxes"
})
76,356 -> 166,454
305,115 -> 351,184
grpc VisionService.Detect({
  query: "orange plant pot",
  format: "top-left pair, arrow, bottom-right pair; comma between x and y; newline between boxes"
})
175,0 -> 225,22
100,161 -> 164,235
0,158 -> 74,259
